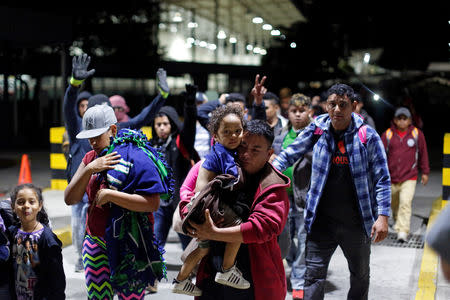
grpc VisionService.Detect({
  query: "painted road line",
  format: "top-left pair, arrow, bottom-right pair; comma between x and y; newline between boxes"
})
415,197 -> 442,300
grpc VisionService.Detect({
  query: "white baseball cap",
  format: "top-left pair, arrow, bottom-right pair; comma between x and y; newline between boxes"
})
76,104 -> 117,139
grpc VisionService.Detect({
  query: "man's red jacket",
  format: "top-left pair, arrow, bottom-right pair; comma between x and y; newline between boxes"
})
179,162 -> 290,300
381,124 -> 429,183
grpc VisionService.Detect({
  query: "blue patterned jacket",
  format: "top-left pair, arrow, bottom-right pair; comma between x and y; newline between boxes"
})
273,113 -> 391,237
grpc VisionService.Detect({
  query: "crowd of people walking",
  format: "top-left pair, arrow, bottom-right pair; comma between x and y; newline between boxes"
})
0,53 -> 440,300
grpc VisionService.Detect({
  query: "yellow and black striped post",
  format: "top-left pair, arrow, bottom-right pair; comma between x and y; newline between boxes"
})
50,127 -> 68,190
49,126 -> 152,190
443,133 -> 450,203
141,126 -> 152,141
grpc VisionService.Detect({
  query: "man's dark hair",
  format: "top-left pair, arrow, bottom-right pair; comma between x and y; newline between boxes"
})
207,105 -> 244,135
351,92 -> 363,103
327,83 -> 354,101
225,93 -> 246,104
262,92 -> 280,105
245,119 -> 274,145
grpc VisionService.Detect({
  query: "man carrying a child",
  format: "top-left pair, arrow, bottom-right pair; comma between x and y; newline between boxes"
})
182,120 -> 290,300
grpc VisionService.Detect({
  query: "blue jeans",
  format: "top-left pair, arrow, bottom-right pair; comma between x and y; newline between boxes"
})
304,220 -> 371,300
71,194 -> 88,258
287,199 -> 307,290
154,204 -> 191,250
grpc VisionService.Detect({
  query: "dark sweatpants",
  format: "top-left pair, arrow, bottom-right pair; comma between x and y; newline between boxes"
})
304,220 -> 371,300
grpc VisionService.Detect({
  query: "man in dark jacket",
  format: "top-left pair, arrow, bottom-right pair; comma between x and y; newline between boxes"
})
150,84 -> 199,250
63,54 -> 170,272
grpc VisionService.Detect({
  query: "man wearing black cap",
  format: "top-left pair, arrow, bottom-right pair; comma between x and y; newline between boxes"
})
381,107 -> 429,242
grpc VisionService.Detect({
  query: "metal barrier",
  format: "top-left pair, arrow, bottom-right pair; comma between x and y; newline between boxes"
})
49,126 -> 153,190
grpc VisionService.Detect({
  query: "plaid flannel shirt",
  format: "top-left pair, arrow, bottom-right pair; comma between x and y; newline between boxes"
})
273,113 -> 391,237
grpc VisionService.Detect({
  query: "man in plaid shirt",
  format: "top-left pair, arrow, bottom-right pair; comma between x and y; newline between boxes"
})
273,83 -> 390,300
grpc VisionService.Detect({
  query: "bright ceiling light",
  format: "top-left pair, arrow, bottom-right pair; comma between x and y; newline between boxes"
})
208,43 -> 217,50
373,94 -> 380,101
290,42 -> 297,48
253,47 -> 261,54
260,49 -> 267,55
271,30 -> 281,36
229,37 -> 237,43
187,22 -> 198,28
363,53 -> 371,64
252,17 -> 263,24
199,41 -> 207,47
246,44 -> 253,51
262,24 -> 272,30
186,37 -> 195,44
217,30 -> 227,39
172,13 -> 182,22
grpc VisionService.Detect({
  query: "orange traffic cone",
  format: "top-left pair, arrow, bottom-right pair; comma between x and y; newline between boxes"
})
18,154 -> 32,185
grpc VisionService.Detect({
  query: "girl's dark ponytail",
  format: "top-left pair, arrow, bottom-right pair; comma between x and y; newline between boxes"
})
37,207 -> 50,227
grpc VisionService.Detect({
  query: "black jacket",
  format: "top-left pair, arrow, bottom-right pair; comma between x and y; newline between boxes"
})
8,225 -> 65,300
151,104 -> 199,207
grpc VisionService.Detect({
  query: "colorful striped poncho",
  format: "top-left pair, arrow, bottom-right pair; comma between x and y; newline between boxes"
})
103,129 -> 174,294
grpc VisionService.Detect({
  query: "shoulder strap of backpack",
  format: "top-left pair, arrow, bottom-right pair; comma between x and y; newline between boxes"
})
385,128 -> 393,153
411,127 -> 419,140
358,125 -> 367,144
411,127 -> 419,169
312,126 -> 323,145
313,125 -> 368,144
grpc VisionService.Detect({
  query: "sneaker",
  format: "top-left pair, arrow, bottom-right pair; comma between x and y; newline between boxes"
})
74,258 -> 84,273
215,265 -> 250,289
292,289 -> 304,300
397,232 -> 408,242
172,278 -> 202,296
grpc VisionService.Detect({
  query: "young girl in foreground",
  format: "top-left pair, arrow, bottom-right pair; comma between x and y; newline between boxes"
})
9,183 -> 65,299
172,105 -> 250,296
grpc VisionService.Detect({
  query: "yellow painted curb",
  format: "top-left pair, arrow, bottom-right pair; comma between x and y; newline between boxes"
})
415,197 -> 443,300
53,225 -> 72,248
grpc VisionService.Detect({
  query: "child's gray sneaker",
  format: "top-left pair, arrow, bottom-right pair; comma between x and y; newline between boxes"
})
214,264 -> 250,289
172,278 -> 202,296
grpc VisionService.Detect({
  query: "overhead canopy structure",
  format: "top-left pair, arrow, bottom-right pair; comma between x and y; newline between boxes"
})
164,0 -> 305,41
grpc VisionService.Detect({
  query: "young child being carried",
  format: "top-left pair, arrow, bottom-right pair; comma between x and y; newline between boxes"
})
172,105 -> 251,296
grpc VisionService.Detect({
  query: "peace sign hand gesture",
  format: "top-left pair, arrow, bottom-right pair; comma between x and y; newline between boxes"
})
251,74 -> 267,105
